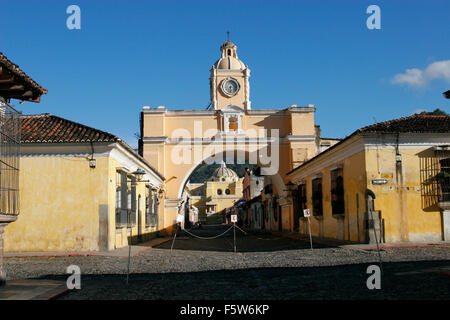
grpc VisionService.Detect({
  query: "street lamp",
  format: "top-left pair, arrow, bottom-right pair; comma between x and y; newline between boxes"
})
131,168 -> 146,181
285,181 -> 297,195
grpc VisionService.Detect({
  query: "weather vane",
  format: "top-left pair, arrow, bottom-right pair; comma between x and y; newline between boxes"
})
227,31 -> 230,41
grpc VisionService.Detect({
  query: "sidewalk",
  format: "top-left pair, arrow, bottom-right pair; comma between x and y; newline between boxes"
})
4,237 -> 171,259
268,230 -> 450,250
1,237 -> 172,300
0,279 -> 68,300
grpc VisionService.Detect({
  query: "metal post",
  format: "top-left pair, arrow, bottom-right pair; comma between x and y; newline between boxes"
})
308,217 -> 313,250
126,227 -> 132,285
233,222 -> 236,253
171,222 -> 179,252
369,210 -> 383,275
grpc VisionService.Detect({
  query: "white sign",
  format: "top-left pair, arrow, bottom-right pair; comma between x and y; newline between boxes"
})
231,215 -> 238,223
303,209 -> 311,217
176,214 -> 184,223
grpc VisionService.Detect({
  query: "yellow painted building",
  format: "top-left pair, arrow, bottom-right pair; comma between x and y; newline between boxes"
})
4,114 -> 165,252
287,115 -> 450,243
139,39 -> 329,232
188,163 -> 243,223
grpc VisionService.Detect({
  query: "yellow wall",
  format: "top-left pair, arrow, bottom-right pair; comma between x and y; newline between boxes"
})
5,155 -> 108,252
4,148 -> 164,252
289,136 -> 446,243
188,178 -> 243,221
365,147 -> 442,243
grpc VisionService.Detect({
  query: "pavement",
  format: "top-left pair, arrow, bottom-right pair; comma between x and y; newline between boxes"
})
2,229 -> 450,300
0,236 -> 171,300
0,279 -> 68,300
4,236 -> 171,259
268,230 -> 450,250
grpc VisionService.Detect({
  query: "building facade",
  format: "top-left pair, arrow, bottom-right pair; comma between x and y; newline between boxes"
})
188,163 -> 243,224
4,114 -> 165,252
287,115 -> 450,243
139,40 -> 327,233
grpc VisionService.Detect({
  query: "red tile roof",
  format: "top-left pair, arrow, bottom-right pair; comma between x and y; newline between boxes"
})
20,113 -> 165,180
288,114 -> 450,176
0,52 -> 47,102
21,114 -> 118,143
358,114 -> 450,134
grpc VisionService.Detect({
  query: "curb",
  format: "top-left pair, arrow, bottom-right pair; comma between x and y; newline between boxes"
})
46,288 -> 70,300
269,231 -> 339,248
4,241 -> 168,259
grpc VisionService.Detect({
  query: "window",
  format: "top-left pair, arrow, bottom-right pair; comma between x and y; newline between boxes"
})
115,170 -> 121,227
0,101 -> 20,217
145,187 -> 153,227
293,183 -> 307,230
312,178 -> 323,216
225,189 -> 231,195
124,175 -> 137,228
272,197 -> 278,222
438,157 -> 450,202
152,192 -> 159,228
419,148 -> 450,208
116,169 -> 128,228
217,189 -> 223,195
228,116 -> 238,131
331,167 -> 345,215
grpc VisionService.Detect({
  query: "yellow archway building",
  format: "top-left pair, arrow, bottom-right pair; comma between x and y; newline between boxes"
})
139,40 -> 321,233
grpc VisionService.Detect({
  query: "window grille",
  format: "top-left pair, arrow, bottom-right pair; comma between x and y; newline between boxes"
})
0,101 -> 20,216
145,186 -> 153,227
420,149 -> 450,208
293,184 -> 307,219
153,192 -> 159,228
115,170 -> 121,227
129,175 -> 136,227
312,178 -> 323,216
331,167 -> 345,215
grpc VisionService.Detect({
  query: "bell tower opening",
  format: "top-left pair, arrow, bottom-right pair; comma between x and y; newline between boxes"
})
210,38 -> 251,111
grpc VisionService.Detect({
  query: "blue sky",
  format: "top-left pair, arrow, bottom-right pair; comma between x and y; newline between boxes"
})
1,0 -> 449,148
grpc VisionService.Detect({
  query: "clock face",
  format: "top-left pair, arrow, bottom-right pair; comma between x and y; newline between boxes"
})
221,78 -> 240,97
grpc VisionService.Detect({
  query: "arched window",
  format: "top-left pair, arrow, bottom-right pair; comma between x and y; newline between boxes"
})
227,49 -> 231,56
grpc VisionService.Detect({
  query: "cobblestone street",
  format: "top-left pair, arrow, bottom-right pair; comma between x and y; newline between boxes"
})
4,226 -> 450,300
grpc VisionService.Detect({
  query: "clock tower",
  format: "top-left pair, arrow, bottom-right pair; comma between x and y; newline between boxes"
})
210,40 -> 251,110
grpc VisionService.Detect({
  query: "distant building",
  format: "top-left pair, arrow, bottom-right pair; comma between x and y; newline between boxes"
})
188,162 -> 243,224
287,114 -> 450,243
4,114 -> 165,252
242,167 -> 264,228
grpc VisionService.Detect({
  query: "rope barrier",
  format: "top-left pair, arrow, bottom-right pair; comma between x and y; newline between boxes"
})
234,224 -> 248,235
183,225 -> 234,240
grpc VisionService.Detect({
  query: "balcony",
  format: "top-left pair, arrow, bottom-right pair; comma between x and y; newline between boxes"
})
0,99 -> 20,217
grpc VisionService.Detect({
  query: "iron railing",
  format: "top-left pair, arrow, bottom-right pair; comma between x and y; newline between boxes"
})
420,148 -> 450,208
0,99 -> 20,216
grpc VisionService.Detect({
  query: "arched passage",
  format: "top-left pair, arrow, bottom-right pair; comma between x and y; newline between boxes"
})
177,150 -> 287,201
